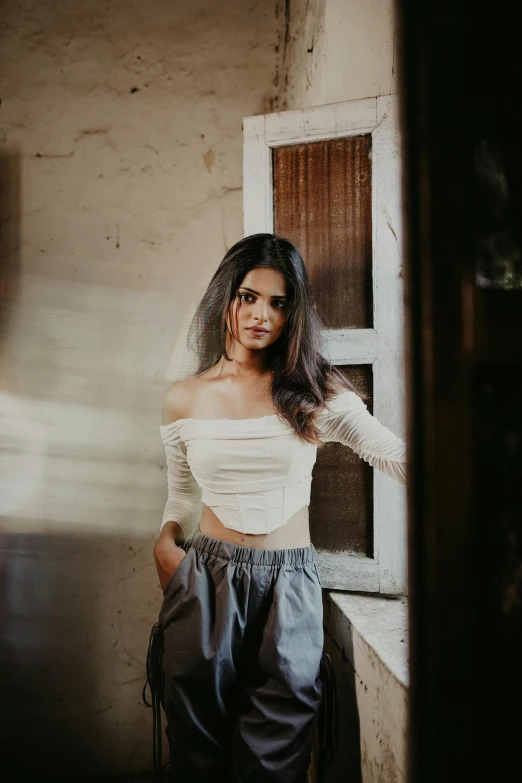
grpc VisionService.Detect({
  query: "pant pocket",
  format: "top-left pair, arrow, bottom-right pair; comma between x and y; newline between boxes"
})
162,545 -> 193,596
159,546 -> 195,627
312,561 -> 323,588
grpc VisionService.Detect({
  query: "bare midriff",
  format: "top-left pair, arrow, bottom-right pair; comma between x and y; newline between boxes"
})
198,504 -> 311,549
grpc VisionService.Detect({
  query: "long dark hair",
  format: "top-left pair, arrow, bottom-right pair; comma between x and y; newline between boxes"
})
187,233 -> 366,443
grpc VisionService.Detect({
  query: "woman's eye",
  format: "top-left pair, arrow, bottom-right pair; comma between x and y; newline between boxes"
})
238,292 -> 286,308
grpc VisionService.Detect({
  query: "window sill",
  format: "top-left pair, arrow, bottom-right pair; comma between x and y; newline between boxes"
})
326,591 -> 409,687
312,591 -> 409,782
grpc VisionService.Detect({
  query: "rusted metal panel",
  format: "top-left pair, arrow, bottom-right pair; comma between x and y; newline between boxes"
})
273,134 -> 373,329
273,136 -> 374,556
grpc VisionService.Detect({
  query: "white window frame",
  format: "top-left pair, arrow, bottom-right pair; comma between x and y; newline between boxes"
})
243,95 -> 407,595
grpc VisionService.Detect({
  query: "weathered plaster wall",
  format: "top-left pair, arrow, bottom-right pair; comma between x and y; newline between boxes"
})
0,0 -> 403,778
323,593 -> 408,783
0,0 -> 279,777
280,0 -> 398,109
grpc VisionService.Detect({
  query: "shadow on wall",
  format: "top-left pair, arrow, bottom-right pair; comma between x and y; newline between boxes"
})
0,153 -> 164,780
0,531 -> 161,783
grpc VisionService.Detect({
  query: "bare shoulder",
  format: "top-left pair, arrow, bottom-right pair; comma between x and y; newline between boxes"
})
161,366 -> 221,424
162,378 -> 199,425
163,359 -> 230,424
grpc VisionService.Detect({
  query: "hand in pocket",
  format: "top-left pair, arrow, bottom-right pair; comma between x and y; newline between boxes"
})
153,536 -> 188,592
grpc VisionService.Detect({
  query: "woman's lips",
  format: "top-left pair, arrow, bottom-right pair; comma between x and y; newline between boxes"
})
247,327 -> 269,335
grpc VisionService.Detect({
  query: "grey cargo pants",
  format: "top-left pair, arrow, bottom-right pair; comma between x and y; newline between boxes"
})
158,532 -> 324,783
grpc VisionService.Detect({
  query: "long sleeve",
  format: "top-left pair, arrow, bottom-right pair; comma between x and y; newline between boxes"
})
159,422 -> 203,539
317,390 -> 407,484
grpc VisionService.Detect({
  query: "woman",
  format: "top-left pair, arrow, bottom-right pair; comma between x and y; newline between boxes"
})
150,233 -> 406,783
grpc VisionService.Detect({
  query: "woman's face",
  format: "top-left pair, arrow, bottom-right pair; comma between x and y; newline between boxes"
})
227,267 -> 289,351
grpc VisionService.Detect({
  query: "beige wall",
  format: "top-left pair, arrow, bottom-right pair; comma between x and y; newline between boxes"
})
0,0 -> 279,777
280,0 -> 398,109
1,0 -> 280,538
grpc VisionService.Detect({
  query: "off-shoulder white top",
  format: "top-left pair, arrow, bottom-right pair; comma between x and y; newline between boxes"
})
159,389 -> 406,539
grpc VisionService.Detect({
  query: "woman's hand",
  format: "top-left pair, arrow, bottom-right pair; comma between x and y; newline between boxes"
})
153,522 -> 187,591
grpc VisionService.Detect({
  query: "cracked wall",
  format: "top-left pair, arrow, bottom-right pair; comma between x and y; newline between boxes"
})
0,0 -> 279,777
279,0 -> 398,109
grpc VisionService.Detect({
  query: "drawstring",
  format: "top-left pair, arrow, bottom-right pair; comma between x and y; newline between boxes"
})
317,651 -> 339,781
142,622 -> 166,782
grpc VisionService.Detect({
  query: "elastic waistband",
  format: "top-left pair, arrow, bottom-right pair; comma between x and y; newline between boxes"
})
186,532 -> 316,567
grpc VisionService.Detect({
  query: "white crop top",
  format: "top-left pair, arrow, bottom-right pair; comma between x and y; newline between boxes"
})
159,390 -> 407,539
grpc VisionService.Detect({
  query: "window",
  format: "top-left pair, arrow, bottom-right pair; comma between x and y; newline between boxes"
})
243,96 -> 406,593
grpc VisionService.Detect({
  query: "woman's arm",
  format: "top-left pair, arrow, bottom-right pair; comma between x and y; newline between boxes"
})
153,521 -> 187,591
318,390 -> 407,484
153,382 -> 202,590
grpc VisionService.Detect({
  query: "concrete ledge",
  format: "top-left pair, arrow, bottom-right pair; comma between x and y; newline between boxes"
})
327,593 -> 409,687
319,593 -> 409,783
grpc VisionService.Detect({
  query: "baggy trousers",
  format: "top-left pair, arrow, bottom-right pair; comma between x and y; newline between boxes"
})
158,532 -> 324,783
